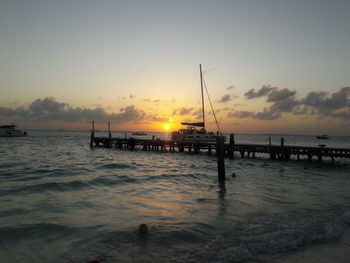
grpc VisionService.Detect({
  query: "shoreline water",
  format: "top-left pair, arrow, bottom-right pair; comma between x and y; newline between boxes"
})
264,230 -> 350,263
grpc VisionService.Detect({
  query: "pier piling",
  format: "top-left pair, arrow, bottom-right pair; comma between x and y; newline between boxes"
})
90,121 -> 95,148
107,122 -> 111,148
229,134 -> 235,158
216,136 -> 226,181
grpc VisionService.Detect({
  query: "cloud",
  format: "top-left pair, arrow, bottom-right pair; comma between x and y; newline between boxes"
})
292,106 -> 316,115
146,115 -> 168,122
29,97 -> 67,115
244,85 -> 276,99
227,110 -> 281,120
267,88 -> 296,102
240,86 -> 299,120
228,111 -> 254,118
115,105 -> 146,122
172,107 -> 194,116
331,109 -> 350,119
232,86 -> 350,121
218,94 -> 233,103
254,110 -> 282,120
270,97 -> 299,112
0,97 -> 149,124
302,87 -> 350,116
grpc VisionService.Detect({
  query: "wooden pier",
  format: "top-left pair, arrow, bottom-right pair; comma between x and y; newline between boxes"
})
91,134 -> 350,164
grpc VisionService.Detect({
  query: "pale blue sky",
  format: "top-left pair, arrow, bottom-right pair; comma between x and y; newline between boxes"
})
1,0 -> 350,133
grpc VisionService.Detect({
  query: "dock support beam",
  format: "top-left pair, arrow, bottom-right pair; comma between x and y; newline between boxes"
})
280,137 -> 285,160
90,121 -> 95,148
216,136 -> 225,181
229,134 -> 235,158
107,121 -> 111,148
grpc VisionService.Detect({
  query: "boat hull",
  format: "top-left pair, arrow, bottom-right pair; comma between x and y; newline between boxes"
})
0,125 -> 27,137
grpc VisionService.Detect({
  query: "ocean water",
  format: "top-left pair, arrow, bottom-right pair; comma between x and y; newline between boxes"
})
0,131 -> 350,263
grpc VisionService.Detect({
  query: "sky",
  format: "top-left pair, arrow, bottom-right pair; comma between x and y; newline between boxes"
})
1,0 -> 350,135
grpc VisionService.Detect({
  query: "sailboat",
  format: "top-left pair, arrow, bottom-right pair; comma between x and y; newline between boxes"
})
171,64 -> 222,142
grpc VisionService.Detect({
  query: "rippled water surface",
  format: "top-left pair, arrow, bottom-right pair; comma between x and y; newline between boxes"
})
0,131 -> 350,263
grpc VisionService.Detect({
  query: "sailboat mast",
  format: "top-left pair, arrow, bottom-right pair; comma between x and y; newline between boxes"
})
199,64 -> 205,130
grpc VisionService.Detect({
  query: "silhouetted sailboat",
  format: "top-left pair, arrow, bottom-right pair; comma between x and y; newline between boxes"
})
171,64 -> 222,142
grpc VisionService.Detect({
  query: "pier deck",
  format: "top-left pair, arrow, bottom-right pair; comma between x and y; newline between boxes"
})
91,136 -> 350,164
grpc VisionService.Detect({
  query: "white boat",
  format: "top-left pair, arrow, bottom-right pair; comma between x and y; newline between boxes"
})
132,132 -> 148,136
316,134 -> 330,140
171,64 -> 223,142
0,124 -> 27,137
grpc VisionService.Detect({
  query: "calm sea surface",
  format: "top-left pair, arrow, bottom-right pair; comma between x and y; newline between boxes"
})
1,131 -> 350,263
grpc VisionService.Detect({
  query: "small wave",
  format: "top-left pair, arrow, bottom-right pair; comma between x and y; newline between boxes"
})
176,209 -> 349,263
97,163 -> 134,169
0,180 -> 89,196
145,173 -> 204,182
88,175 -> 136,186
0,223 -> 77,243
0,208 -> 31,218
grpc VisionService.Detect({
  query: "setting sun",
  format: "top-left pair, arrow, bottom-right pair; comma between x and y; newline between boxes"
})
164,125 -> 170,131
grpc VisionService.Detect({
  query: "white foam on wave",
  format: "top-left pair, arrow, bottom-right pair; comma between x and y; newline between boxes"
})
176,208 -> 350,263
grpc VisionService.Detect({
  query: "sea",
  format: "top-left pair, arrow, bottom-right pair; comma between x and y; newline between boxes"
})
1,131 -> 350,263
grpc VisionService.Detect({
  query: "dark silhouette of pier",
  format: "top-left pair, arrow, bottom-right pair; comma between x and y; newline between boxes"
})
91,133 -> 350,164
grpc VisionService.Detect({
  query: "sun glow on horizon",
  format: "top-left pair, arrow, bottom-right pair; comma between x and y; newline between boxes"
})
164,124 -> 170,131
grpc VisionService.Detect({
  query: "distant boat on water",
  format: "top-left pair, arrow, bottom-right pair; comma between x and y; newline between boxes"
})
132,132 -> 148,136
316,134 -> 330,140
0,124 -> 27,137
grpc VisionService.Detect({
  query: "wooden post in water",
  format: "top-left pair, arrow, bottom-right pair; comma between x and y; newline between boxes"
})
216,136 -> 225,181
108,122 -> 111,148
280,137 -> 285,160
90,121 -> 95,148
268,136 -> 271,146
229,134 -> 235,158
